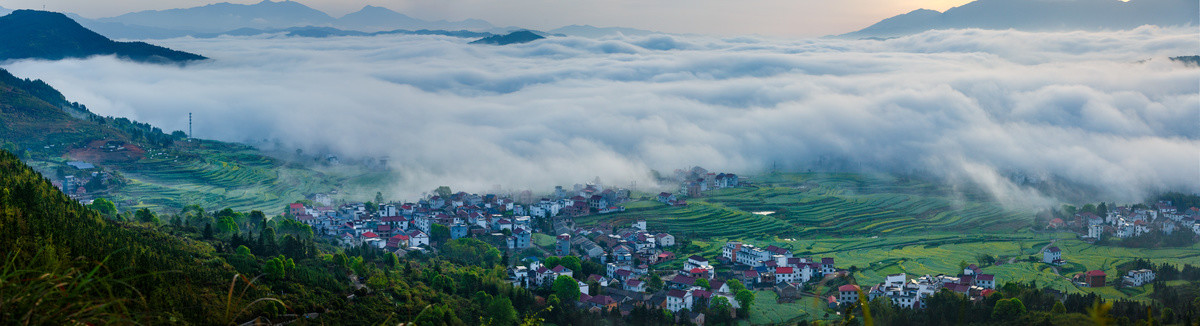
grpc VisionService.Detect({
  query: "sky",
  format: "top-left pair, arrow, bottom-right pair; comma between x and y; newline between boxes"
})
2,0 -> 975,36
3,26 -> 1196,204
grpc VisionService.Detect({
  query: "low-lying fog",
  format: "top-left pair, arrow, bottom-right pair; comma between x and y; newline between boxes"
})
4,26 -> 1197,204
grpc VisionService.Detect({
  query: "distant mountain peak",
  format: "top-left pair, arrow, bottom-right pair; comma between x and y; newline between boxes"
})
0,10 -> 205,63
838,0 -> 1198,38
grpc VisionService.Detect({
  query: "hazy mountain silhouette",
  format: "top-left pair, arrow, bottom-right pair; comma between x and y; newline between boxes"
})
840,0 -> 1198,38
549,25 -> 660,38
0,10 -> 205,63
91,1 -> 494,38
337,5 -> 493,32
470,30 -> 545,45
99,0 -> 335,33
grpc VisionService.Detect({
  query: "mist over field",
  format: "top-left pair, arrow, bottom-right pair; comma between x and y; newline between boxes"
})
3,26 -> 1198,203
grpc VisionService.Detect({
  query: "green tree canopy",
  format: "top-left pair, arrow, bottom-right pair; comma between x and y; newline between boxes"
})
434,186 -> 452,198
709,296 -> 733,325
553,275 -> 580,302
431,224 -> 450,244
486,297 -> 518,326
134,208 -> 158,224
735,290 -> 755,315
727,279 -> 745,293
88,198 -> 117,216
992,298 -> 1027,320
559,256 -> 582,277
647,273 -> 664,292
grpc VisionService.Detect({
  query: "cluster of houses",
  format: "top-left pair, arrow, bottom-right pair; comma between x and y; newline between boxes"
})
289,181 -> 636,253
846,265 -> 997,309
1058,201 -> 1200,240
674,167 -> 740,199
507,220 -> 732,319
721,242 -> 840,285
54,161 -> 108,199
1044,246 -> 1152,288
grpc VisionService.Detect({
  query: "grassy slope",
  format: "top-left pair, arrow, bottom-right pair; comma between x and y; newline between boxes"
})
105,140 -> 346,212
0,68 -> 379,214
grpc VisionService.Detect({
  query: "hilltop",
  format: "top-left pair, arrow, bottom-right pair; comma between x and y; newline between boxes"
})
839,0 -> 1199,39
0,10 -> 204,63
471,30 -> 545,45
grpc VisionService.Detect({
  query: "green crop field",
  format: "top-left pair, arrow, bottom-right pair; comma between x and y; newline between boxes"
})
743,291 -> 825,325
578,172 -> 1200,306
577,172 -> 1034,239
61,140 -> 390,214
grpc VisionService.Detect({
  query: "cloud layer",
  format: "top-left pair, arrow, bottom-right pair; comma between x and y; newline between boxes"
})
3,26 -> 1198,203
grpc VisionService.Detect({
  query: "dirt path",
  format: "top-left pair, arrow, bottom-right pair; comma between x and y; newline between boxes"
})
1036,239 -> 1058,257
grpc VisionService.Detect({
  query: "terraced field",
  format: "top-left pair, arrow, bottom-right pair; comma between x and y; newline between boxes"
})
99,142 -> 365,213
577,172 -> 1033,239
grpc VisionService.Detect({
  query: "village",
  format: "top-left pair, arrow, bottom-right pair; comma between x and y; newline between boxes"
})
277,166 -> 1049,321
57,157 -> 1200,321
278,166 -> 1195,321
1052,200 -> 1200,240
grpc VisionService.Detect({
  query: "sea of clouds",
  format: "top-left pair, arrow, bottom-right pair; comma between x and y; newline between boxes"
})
3,26 -> 1197,204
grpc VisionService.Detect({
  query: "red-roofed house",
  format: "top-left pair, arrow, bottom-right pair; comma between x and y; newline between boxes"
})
776,267 -> 797,283
289,203 -> 306,216
837,285 -> 861,305
387,234 -> 411,249
1085,270 -> 1107,287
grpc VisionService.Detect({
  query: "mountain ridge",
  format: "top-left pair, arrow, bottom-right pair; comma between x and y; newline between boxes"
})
89,0 -> 495,37
470,30 -> 545,45
549,24 -> 661,38
839,0 -> 1199,39
0,10 -> 205,63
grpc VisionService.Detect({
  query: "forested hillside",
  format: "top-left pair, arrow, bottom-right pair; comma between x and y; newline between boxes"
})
0,149 -> 568,325
0,10 -> 205,63
0,149 -> 235,323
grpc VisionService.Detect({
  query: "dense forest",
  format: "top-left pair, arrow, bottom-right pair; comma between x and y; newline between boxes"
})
0,149 -> 538,324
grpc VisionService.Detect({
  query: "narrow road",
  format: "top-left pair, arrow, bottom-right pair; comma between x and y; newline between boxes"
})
1036,239 -> 1058,257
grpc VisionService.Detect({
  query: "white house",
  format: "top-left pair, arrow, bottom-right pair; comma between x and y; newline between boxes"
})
625,279 -> 646,292
666,289 -> 693,312
1088,224 -> 1103,239
401,230 -> 426,247
656,233 -> 675,247
1123,269 -> 1155,287
976,274 -> 996,289
1043,246 -> 1062,264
